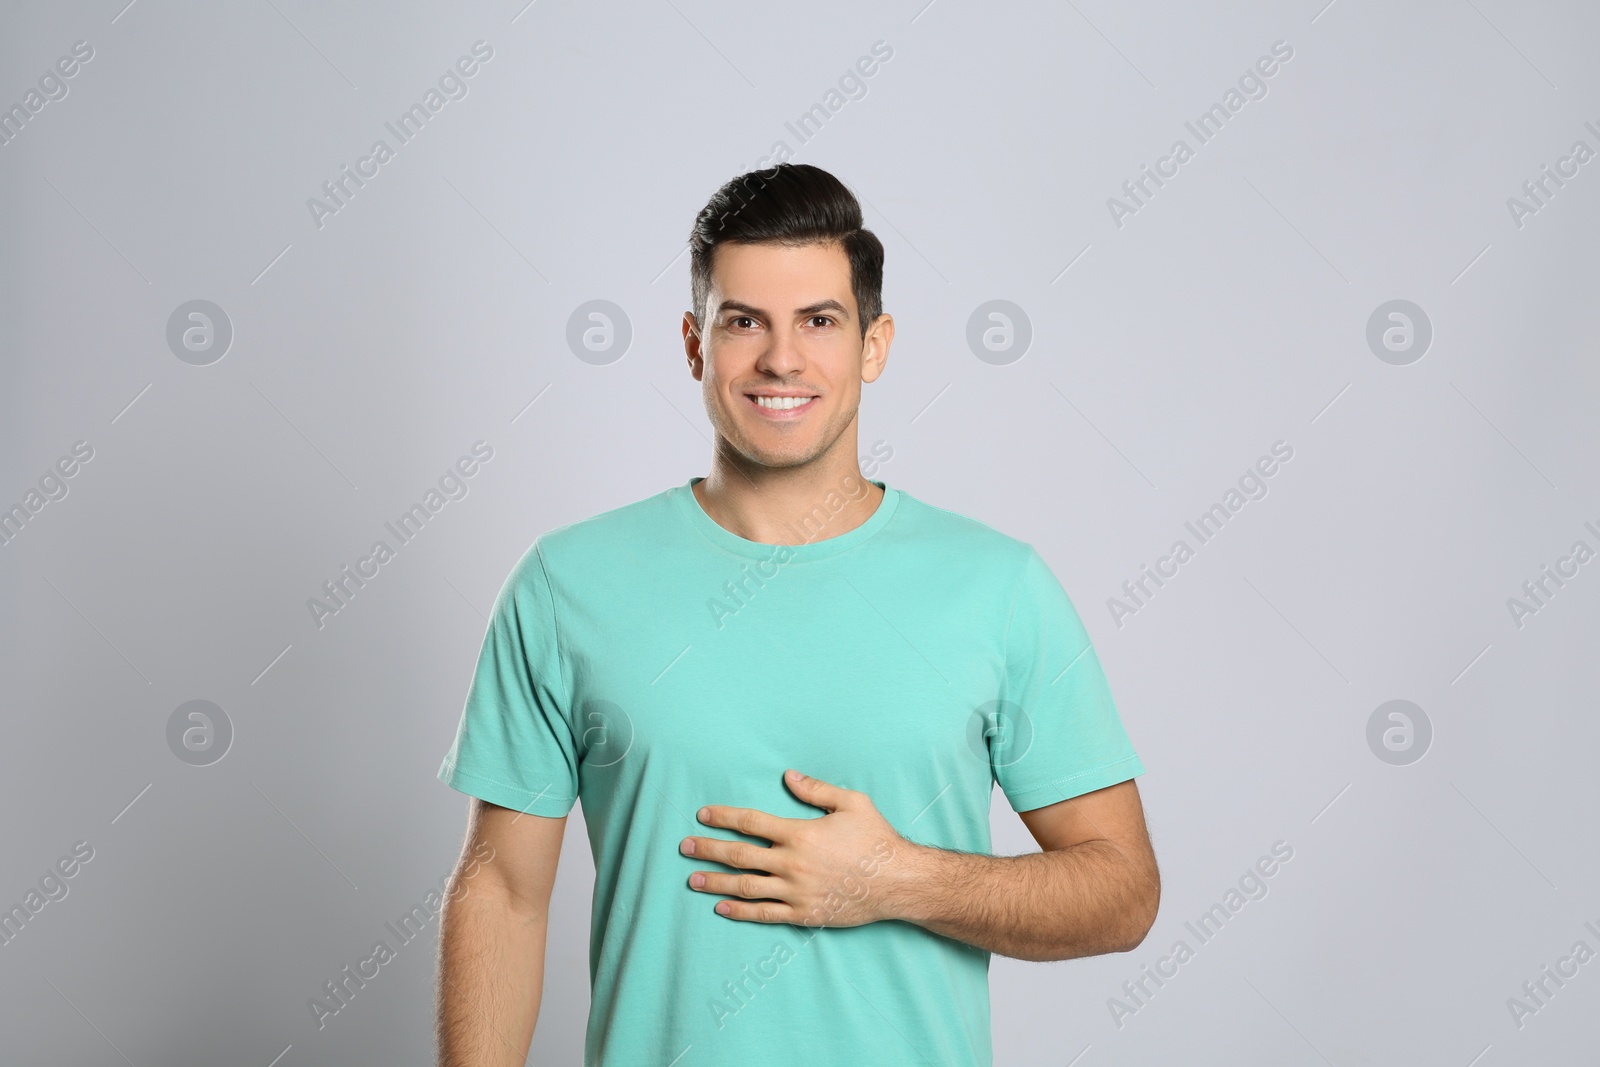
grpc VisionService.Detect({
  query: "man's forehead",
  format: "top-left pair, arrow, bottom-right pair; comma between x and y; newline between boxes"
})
708,240 -> 853,311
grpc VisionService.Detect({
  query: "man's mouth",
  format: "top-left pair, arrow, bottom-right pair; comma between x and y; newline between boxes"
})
746,393 -> 819,417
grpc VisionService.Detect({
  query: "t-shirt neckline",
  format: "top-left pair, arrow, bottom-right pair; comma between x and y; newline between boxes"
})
673,475 -> 900,561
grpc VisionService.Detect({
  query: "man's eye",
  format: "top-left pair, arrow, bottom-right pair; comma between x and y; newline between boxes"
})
732,316 -> 757,329
810,316 -> 834,328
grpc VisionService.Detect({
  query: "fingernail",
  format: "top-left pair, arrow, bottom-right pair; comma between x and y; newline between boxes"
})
716,902 -> 731,915
681,838 -> 695,855
690,873 -> 705,888
787,770 -> 803,782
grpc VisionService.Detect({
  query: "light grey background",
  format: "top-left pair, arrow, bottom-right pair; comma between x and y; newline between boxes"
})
2,1 -> 1597,1064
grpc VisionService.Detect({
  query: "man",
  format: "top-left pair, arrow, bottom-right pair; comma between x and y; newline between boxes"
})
435,163 -> 1159,1066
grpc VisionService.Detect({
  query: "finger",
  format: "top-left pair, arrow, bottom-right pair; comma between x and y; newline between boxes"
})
696,804 -> 788,843
714,898 -> 799,924
681,836 -> 773,873
783,769 -> 853,812
688,870 -> 785,900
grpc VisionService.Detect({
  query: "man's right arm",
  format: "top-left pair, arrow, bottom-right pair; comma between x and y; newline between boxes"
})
436,797 -> 567,1066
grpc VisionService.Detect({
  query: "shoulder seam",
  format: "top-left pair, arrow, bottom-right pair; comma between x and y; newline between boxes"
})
530,540 -> 570,705
998,542 -> 1036,685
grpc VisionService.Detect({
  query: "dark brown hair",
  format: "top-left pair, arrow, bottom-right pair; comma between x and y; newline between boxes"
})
688,163 -> 884,339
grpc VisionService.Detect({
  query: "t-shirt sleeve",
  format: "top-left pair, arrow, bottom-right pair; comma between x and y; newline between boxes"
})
990,544 -> 1145,813
436,540 -> 580,817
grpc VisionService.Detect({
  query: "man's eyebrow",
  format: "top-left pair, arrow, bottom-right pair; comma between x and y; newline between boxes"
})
715,298 -> 852,321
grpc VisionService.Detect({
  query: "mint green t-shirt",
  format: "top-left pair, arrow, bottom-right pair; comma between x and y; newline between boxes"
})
437,476 -> 1145,1066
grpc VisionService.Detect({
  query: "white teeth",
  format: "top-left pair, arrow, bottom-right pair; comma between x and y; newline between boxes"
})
753,395 -> 812,410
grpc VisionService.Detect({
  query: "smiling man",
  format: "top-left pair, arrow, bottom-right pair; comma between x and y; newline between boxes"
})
434,163 -> 1159,1066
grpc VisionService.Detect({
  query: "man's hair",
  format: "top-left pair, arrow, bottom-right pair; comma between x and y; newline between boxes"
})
688,163 -> 885,340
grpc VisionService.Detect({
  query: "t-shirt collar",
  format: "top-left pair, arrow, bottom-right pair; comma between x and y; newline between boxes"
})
672,475 -> 900,561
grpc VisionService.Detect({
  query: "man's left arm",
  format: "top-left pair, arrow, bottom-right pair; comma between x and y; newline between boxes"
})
887,777 -> 1160,963
683,770 -> 1159,964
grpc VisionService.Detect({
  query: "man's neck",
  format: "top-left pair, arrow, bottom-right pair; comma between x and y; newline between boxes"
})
692,455 -> 885,548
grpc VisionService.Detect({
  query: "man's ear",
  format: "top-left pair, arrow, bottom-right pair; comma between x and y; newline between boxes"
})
860,312 -> 893,385
683,311 -> 704,381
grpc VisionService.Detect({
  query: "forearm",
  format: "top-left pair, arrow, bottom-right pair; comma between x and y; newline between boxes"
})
436,886 -> 546,1066
889,838 -> 1155,962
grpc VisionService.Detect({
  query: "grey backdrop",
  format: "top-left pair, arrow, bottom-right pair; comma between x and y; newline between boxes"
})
2,0 -> 1597,1064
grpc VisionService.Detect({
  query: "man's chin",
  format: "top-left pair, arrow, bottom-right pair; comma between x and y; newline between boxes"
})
729,442 -> 825,472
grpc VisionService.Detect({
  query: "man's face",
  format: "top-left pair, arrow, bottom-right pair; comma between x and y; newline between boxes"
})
685,240 -> 890,472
